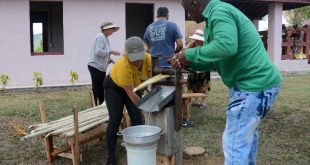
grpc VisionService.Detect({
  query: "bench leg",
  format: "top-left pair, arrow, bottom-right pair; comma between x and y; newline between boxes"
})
44,136 -> 54,163
70,142 -> 80,165
182,99 -> 190,121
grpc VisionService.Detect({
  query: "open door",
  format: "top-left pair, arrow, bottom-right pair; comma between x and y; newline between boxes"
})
126,3 -> 154,39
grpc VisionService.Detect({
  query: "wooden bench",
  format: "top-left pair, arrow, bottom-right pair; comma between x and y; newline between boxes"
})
38,91 -> 131,165
39,103 -> 107,165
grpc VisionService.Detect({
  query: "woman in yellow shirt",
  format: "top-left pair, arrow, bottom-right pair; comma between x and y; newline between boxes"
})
103,36 -> 151,165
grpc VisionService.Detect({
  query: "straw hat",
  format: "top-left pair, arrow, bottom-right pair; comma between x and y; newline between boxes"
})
188,29 -> 204,41
100,21 -> 120,31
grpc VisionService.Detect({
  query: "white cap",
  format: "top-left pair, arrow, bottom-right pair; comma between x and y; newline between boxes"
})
100,21 -> 120,31
188,29 -> 204,41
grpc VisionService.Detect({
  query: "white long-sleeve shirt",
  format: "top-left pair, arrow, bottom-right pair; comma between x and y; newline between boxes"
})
88,33 -> 111,72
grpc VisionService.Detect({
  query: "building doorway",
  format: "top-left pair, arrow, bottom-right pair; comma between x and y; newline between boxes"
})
126,3 -> 154,39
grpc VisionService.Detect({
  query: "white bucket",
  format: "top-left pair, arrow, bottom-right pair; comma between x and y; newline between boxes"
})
118,125 -> 163,165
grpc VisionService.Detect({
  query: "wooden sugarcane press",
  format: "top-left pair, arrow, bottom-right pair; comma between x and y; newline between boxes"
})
138,57 -> 184,165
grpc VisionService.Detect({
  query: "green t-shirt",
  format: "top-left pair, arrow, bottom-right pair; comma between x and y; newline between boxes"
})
185,0 -> 282,91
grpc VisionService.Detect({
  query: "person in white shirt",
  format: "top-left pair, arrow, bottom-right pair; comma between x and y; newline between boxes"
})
88,21 -> 120,105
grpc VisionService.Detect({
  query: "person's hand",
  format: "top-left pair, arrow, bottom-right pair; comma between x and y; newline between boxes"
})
168,51 -> 189,70
110,50 -> 120,56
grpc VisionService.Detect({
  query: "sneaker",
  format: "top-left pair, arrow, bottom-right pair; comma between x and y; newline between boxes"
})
199,103 -> 208,109
105,156 -> 116,165
182,120 -> 194,128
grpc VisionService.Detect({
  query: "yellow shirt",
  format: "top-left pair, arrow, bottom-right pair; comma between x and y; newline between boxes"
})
139,53 -> 152,80
110,53 -> 152,88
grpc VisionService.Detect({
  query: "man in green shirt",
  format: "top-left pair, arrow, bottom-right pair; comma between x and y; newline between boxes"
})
169,0 -> 282,164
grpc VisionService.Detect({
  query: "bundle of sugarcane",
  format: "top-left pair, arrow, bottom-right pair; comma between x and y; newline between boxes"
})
133,74 -> 172,92
21,104 -> 109,140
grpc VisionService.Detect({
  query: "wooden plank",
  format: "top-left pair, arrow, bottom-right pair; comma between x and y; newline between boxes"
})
89,91 -> 96,107
58,152 -> 73,160
182,98 -> 190,121
174,70 -> 183,131
51,146 -> 71,156
39,102 -> 54,163
44,136 -> 54,163
157,153 -> 176,165
182,93 -> 207,99
39,102 -> 47,123
72,106 -> 80,165
146,107 -> 182,156
67,125 -> 107,145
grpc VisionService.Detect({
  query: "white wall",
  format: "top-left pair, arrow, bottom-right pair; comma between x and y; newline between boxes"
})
0,0 -> 32,87
0,0 -> 185,88
279,60 -> 310,71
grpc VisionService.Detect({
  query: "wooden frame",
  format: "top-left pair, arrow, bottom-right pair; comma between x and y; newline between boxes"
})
39,102 -> 107,165
182,93 -> 207,121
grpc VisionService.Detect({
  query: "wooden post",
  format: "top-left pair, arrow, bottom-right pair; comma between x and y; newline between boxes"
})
174,70 -> 183,131
145,107 -> 182,165
89,91 -> 96,107
72,106 -> 80,165
182,98 -> 190,121
157,153 -> 176,165
39,102 -> 54,163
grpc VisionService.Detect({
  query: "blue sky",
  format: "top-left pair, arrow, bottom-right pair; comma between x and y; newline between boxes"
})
33,23 -> 42,34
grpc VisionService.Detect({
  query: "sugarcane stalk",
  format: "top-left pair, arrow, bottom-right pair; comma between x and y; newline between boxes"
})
63,116 -> 109,137
28,106 -> 107,130
22,105 -> 109,140
46,116 -> 104,136
133,74 -> 172,92
30,109 -> 108,133
26,113 -> 108,138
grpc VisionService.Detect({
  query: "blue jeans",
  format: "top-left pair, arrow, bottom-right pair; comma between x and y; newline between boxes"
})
223,84 -> 281,165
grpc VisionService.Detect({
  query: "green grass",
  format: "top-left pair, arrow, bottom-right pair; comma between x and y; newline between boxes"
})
0,89 -> 93,122
184,74 -> 310,165
0,74 -> 310,164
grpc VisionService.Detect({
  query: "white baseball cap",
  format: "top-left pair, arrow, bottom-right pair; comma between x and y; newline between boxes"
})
188,29 -> 204,41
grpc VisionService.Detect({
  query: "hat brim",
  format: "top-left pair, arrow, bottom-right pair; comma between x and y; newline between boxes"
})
102,24 -> 120,32
127,51 -> 145,62
188,34 -> 204,42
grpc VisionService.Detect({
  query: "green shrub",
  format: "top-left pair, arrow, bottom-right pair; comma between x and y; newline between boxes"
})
33,72 -> 43,88
69,70 -> 79,85
0,74 -> 9,93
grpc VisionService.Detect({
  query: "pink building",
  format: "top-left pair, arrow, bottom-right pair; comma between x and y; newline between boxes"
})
0,0 -> 309,88
0,0 -> 185,88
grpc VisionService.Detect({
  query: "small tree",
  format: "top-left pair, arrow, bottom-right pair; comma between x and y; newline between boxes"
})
0,74 -> 9,93
33,72 -> 43,89
69,70 -> 79,85
284,6 -> 310,27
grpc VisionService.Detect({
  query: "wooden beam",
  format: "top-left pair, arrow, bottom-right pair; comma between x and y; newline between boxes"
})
182,93 -> 207,99
39,102 -> 55,163
72,106 -> 80,165
174,70 -> 183,131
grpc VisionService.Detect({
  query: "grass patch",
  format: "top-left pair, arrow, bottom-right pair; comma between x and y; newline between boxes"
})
0,74 -> 310,164
184,74 -> 310,165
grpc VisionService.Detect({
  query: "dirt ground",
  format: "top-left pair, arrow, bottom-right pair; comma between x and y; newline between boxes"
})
0,116 -> 223,165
